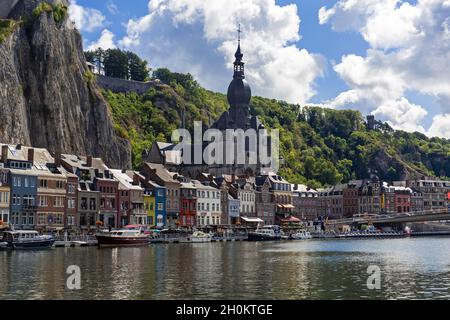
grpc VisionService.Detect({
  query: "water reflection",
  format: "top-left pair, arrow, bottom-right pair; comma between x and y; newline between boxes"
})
1,238 -> 450,299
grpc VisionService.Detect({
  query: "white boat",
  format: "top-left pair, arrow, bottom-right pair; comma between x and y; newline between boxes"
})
2,231 -> 55,249
290,230 -> 312,240
190,231 -> 212,243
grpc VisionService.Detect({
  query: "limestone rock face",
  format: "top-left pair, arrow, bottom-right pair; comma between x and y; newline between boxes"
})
0,0 -> 131,168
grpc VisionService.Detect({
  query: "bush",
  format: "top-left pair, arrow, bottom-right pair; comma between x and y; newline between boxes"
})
83,70 -> 95,85
32,2 -> 53,19
53,4 -> 68,24
0,19 -> 20,43
32,2 -> 68,24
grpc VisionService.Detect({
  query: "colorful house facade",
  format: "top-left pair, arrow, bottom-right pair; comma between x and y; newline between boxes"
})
1,145 -> 38,229
0,166 -> 10,227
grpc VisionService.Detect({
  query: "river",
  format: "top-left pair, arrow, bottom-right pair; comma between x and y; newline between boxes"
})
1,237 -> 450,300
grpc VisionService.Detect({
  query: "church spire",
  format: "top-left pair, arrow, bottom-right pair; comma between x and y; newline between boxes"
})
227,24 -> 252,108
233,24 -> 245,79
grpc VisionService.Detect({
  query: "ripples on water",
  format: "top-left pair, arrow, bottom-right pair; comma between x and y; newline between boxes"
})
1,238 -> 450,300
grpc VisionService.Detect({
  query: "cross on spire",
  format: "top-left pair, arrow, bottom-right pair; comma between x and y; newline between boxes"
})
238,23 -> 241,43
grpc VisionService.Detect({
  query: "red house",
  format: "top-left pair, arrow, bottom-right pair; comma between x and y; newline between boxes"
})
394,189 -> 411,213
179,180 -> 198,228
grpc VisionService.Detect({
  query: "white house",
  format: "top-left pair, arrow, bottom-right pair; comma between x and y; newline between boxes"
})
196,183 -> 221,226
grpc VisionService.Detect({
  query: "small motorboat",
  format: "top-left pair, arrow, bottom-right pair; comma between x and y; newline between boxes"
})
96,228 -> 150,247
2,231 -> 55,250
248,226 -> 281,241
190,231 -> 212,243
290,230 -> 312,240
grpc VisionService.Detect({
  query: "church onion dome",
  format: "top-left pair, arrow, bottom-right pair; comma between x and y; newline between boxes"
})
227,42 -> 252,107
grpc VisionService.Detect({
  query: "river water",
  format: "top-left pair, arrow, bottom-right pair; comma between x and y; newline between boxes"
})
1,237 -> 450,300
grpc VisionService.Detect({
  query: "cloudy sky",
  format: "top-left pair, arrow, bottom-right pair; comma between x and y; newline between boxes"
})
69,0 -> 450,138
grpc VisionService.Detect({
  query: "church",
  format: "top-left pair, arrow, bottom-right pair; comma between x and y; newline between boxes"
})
143,36 -> 276,178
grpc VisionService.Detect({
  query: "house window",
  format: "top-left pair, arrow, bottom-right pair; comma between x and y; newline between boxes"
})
67,215 -> 75,226
39,179 -> 48,188
54,196 -> 64,208
28,214 -> 34,226
55,214 -> 63,225
39,196 -> 48,207
90,198 -> 96,210
38,213 -> 46,225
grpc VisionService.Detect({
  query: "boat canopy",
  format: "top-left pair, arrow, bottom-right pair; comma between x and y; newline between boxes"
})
240,217 -> 264,223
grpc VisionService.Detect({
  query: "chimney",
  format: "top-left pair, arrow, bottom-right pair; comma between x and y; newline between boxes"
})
28,148 -> 35,164
133,173 -> 140,186
232,174 -> 236,183
54,152 -> 61,167
86,155 -> 93,167
122,169 -> 126,174
16,144 -> 22,150
1,146 -> 8,163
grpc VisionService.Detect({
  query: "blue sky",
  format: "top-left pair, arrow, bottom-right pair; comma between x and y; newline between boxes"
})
70,0 -> 450,138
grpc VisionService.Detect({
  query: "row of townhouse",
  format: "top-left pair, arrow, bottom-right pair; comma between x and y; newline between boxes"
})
1,143 -> 449,231
316,178 -> 450,220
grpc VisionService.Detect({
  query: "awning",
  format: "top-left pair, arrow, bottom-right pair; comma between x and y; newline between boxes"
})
281,216 -> 301,223
124,224 -> 143,229
240,217 -> 264,223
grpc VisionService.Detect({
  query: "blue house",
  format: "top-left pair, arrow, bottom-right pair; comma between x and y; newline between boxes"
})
140,176 -> 167,228
154,185 -> 167,228
1,145 -> 38,229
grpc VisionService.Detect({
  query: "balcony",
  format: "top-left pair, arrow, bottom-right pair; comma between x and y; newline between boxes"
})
132,209 -> 146,216
22,205 -> 38,212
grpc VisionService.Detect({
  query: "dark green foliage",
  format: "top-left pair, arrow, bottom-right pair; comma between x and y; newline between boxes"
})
127,51 -> 149,81
0,19 -> 20,43
104,67 -> 450,186
104,49 -> 129,79
84,48 -> 150,81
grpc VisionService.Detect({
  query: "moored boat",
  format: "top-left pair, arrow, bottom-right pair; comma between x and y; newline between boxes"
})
248,226 -> 281,241
190,231 -> 212,243
2,231 -> 55,250
96,228 -> 150,247
290,230 -> 312,240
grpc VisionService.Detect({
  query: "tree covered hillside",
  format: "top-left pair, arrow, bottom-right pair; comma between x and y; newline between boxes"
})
101,68 -> 450,188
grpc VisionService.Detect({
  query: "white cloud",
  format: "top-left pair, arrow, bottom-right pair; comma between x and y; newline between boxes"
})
428,113 -> 450,138
372,98 -> 428,133
107,2 -> 119,15
69,0 -> 106,32
319,0 -> 450,137
87,29 -> 116,51
119,0 -> 324,104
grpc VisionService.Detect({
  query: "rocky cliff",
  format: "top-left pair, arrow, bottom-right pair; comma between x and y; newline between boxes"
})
0,0 -> 131,168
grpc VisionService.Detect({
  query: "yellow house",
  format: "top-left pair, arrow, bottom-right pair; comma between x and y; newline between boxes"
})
144,191 -> 156,227
0,184 -> 10,227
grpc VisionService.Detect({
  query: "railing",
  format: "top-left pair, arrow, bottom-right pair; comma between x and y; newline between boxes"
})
54,234 -> 98,242
327,208 -> 450,225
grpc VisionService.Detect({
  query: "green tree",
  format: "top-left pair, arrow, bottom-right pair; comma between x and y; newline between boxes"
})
104,48 -> 128,79
127,51 -> 150,81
